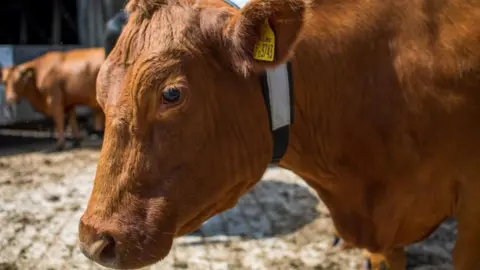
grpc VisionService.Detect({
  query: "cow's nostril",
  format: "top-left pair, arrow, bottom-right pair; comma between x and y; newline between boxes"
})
89,234 -> 117,264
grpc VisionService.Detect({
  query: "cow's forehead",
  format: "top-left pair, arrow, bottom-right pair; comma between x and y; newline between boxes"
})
117,4 -> 199,65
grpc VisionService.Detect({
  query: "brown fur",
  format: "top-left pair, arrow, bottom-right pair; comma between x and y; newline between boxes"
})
1,48 -> 106,148
79,0 -> 480,269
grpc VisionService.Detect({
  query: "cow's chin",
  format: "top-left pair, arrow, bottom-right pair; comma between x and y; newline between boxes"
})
176,213 -> 216,236
109,212 -> 211,268
175,192 -> 249,237
5,97 -> 19,105
110,216 -> 199,269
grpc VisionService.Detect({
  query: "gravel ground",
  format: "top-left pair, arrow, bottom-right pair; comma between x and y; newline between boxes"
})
0,134 -> 456,270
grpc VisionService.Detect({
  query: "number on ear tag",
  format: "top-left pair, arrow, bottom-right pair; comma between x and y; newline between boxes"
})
253,19 -> 275,62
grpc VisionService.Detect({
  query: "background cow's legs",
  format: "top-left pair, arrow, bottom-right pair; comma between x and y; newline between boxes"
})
93,109 -> 105,136
67,107 -> 82,148
47,93 -> 65,152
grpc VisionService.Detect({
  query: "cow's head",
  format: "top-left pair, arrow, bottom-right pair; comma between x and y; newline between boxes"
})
1,64 -> 35,104
79,0 -> 306,268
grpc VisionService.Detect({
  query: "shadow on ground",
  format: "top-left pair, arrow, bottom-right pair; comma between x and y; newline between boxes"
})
405,217 -> 456,269
180,179 -> 321,245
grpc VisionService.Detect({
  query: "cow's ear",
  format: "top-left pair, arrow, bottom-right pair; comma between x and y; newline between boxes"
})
225,0 -> 307,75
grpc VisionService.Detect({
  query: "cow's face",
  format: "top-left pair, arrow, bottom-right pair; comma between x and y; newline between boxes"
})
1,66 -> 35,104
79,0 -> 306,268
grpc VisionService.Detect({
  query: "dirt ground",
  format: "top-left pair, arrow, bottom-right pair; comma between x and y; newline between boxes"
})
0,134 -> 455,270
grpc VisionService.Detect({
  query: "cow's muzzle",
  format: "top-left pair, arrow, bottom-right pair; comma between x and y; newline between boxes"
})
78,219 -> 119,268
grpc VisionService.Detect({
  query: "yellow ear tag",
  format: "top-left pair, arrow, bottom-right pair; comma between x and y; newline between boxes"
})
253,19 -> 275,62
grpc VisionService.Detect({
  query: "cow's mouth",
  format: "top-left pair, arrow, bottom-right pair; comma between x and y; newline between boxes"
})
5,97 -> 16,105
80,230 -> 173,269
79,211 -> 175,269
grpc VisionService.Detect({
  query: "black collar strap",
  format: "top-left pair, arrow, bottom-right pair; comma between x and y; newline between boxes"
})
224,0 -> 294,164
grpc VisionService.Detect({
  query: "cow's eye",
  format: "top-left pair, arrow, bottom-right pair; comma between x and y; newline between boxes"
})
162,88 -> 181,103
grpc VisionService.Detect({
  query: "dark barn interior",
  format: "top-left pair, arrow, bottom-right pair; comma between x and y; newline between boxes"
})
0,0 -> 79,45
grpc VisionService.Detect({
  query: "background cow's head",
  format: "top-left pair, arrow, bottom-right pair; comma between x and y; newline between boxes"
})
79,0 -> 307,268
0,63 -> 4,83
1,65 -> 36,104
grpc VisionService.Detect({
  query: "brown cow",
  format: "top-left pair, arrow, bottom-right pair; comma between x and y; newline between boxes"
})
79,0 -> 480,269
0,48 -> 105,151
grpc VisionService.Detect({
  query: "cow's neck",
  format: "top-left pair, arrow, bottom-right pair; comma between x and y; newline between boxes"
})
276,1 -> 390,191
224,0 -> 293,164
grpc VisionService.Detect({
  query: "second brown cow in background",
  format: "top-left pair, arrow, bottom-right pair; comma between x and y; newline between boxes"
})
0,47 -> 105,151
